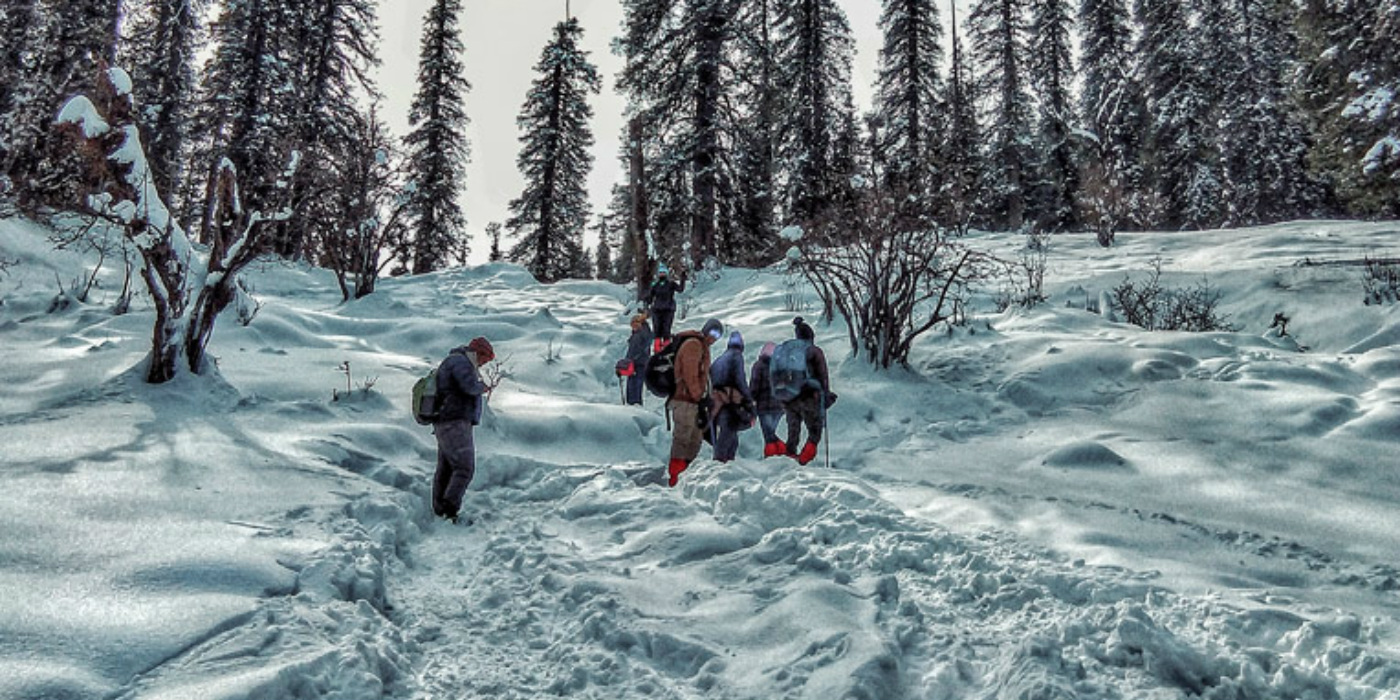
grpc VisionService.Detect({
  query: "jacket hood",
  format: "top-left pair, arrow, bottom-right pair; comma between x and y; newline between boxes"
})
727,330 -> 744,349
701,318 -> 724,342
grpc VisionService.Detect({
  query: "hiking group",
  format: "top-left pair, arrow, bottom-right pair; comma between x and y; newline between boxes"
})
412,264 -> 835,525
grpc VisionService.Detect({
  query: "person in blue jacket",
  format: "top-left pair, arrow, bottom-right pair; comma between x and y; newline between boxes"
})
709,330 -> 755,462
431,336 -> 494,524
623,312 -> 652,405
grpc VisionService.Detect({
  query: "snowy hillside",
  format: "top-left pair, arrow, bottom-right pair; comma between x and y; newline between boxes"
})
2,215 -> 1400,700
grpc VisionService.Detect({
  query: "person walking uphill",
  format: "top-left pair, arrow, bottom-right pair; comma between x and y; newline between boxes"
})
749,341 -> 787,458
773,317 -> 833,466
667,318 -> 724,486
623,312 -> 652,406
644,264 -> 686,345
710,331 -> 755,462
432,337 -> 494,523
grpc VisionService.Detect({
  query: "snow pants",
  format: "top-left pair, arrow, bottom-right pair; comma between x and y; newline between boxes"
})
669,400 -> 704,462
626,373 -> 645,405
784,392 -> 823,451
712,406 -> 748,462
652,308 -> 676,341
432,419 -> 476,517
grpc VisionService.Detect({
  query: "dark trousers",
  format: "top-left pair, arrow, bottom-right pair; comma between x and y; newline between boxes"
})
758,411 -> 783,444
784,392 -> 823,450
653,308 -> 676,341
713,406 -> 749,461
626,373 -> 645,405
432,419 -> 476,516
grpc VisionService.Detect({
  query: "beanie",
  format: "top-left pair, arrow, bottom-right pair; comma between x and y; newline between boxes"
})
701,318 -> 724,341
467,336 -> 495,362
728,330 -> 744,349
793,316 -> 815,341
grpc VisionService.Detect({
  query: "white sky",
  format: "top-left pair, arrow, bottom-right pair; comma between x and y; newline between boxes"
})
376,0 -> 885,258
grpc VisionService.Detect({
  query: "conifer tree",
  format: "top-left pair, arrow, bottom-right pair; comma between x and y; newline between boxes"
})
873,0 -> 945,224
968,0 -> 1034,231
617,0 -> 743,267
1135,0 -> 1216,228
486,222 -> 503,263
0,0 -> 40,183
731,0 -> 782,264
774,0 -> 857,226
189,0 -> 301,239
1216,0 -> 1316,225
4,0 -> 123,206
941,1 -> 984,232
404,0 -> 471,273
506,17 -> 600,283
120,0 -> 207,207
1027,0 -> 1078,231
1078,0 -> 1146,234
1330,0 -> 1399,215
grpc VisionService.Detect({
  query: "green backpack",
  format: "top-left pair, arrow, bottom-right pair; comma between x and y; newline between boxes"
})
411,368 -> 440,425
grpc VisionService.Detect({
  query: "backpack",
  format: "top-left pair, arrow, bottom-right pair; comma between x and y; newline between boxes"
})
770,339 -> 812,402
411,368 -> 440,425
643,337 -> 688,398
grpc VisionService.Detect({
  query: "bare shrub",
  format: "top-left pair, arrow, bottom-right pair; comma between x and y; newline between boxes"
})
1109,258 -> 1237,332
1362,255 -> 1400,305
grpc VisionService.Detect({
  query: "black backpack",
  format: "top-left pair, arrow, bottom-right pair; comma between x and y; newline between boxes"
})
643,336 -> 690,398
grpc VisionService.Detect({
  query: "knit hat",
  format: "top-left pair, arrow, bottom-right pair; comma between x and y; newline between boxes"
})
467,336 -> 495,363
701,318 -> 724,341
657,264 -> 669,277
793,316 -> 815,341
728,330 -> 744,349
759,341 -> 776,358
630,312 -> 648,329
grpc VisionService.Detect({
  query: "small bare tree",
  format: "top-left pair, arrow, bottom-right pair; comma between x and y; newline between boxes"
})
57,66 -> 297,383
317,107 -> 410,301
791,186 -> 1002,369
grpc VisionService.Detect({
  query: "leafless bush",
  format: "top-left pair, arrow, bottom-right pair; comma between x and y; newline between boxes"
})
996,230 -> 1050,311
1362,255 -> 1400,305
791,186 -> 1004,368
1109,258 -> 1237,332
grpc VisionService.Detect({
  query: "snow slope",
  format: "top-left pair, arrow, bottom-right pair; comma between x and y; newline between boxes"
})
2,215 -> 1399,699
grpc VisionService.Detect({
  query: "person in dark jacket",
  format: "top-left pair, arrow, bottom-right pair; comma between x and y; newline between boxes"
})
431,336 -> 494,523
623,312 -> 653,405
781,317 -> 831,466
709,331 -> 755,462
667,318 -> 723,486
644,264 -> 686,345
749,341 -> 787,458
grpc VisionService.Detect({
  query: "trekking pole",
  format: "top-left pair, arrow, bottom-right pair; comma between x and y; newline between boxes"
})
822,392 -> 830,469
619,376 -> 625,405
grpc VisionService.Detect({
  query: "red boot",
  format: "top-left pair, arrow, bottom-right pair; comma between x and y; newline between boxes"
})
796,441 -> 819,465
764,440 -> 787,458
668,458 -> 690,487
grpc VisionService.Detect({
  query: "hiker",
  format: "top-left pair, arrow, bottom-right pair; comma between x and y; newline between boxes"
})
623,311 -> 652,406
709,330 -> 755,462
774,317 -> 833,466
749,340 -> 787,458
431,336 -> 494,523
667,318 -> 724,486
644,263 -> 686,345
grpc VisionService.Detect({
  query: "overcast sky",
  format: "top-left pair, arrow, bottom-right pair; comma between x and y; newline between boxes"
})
376,0 -> 885,258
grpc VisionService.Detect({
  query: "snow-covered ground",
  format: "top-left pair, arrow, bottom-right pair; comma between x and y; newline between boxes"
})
3,215 -> 1399,700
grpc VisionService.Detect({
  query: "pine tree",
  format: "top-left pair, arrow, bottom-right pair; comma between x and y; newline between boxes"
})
1078,0 -> 1146,235
120,0 -> 207,207
617,0 -> 743,268
1216,0 -> 1316,225
969,0 -> 1034,231
0,0 -> 40,182
279,0 -> 381,258
593,216 -> 613,281
1027,0 -> 1078,231
774,0 -> 858,226
1135,0 -> 1217,228
486,222 -> 503,263
1329,0 -> 1400,215
4,0 -> 123,206
942,1 -> 984,232
730,0 -> 782,264
189,0 -> 301,240
506,17 -> 600,283
404,0 -> 471,273
873,0 -> 945,224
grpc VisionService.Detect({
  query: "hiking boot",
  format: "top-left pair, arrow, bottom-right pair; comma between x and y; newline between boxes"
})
667,458 -> 689,487
763,440 -> 787,458
796,441 -> 819,466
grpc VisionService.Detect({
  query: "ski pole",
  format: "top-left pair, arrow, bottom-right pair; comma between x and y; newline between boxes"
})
822,392 -> 830,468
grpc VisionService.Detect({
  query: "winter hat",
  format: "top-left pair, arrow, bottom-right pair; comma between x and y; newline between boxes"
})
793,316 -> 815,341
701,318 -> 724,341
759,341 -> 777,359
467,336 -> 495,363
728,330 -> 744,349
630,312 -> 649,329
657,264 -> 669,277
